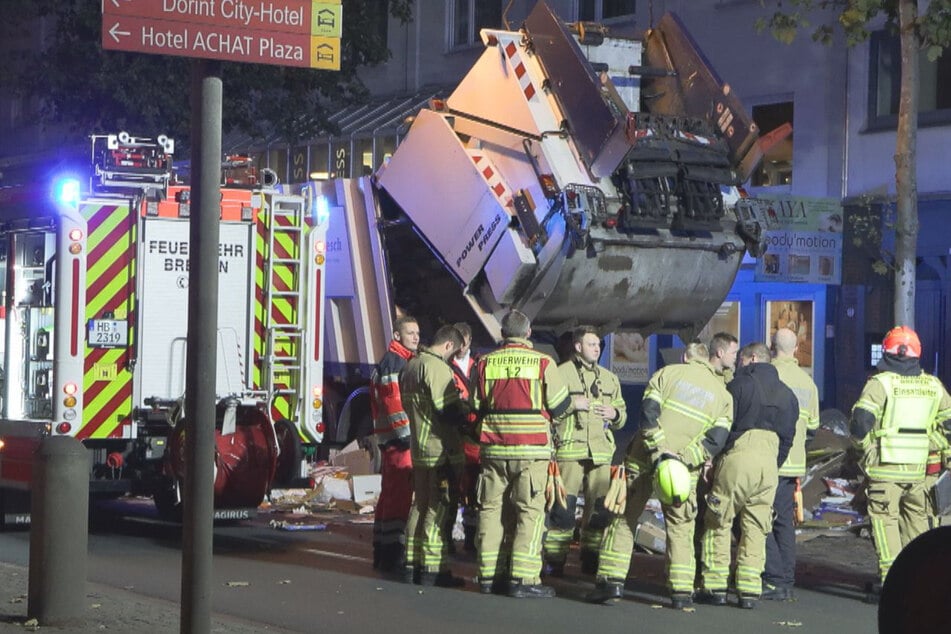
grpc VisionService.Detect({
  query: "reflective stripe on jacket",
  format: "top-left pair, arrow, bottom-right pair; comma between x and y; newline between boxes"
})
773,356 -> 820,477
401,349 -> 467,467
852,371 -> 951,481
474,338 -> 571,460
553,360 -> 627,464
370,339 -> 414,446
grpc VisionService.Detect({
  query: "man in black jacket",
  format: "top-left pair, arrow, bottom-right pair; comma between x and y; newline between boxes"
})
697,341 -> 798,610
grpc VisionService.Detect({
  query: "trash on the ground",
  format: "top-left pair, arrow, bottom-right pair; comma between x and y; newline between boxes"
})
330,440 -> 373,475
269,520 -> 328,531
351,474 -> 382,505
226,581 -> 250,587
634,509 -> 666,554
933,471 -> 951,515
822,478 -> 856,501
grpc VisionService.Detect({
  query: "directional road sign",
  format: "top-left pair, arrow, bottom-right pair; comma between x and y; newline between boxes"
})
101,0 -> 342,70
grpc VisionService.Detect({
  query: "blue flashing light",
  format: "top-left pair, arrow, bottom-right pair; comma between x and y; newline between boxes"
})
53,178 -> 81,205
314,194 -> 330,225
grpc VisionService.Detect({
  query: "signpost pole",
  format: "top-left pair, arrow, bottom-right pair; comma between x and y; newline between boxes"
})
182,57 -> 222,634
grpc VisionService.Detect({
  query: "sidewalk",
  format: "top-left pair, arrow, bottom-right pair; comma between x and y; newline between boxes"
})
0,562 -> 292,633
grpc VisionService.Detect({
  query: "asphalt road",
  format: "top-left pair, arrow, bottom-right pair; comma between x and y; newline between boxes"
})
0,500 -> 879,633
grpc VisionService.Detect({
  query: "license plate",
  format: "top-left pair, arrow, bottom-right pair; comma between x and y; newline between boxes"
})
88,319 -> 128,348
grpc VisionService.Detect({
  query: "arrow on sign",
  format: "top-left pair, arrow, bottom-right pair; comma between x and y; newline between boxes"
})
108,22 -> 131,43
108,0 -> 133,7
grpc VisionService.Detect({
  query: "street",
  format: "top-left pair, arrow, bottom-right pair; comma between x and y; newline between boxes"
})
0,499 -> 879,633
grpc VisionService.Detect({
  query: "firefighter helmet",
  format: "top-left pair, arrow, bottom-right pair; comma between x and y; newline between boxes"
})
654,456 -> 691,507
883,326 -> 921,358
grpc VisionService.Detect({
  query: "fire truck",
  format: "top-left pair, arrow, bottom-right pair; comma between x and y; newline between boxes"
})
0,132 -> 328,524
0,2 -> 769,523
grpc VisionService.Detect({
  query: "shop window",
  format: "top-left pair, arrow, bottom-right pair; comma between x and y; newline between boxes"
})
448,0 -> 502,50
751,101 -> 794,187
578,0 -> 636,21
869,29 -> 951,129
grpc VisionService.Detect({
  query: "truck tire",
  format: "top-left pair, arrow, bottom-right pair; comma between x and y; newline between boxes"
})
153,477 -> 183,522
272,419 -> 303,488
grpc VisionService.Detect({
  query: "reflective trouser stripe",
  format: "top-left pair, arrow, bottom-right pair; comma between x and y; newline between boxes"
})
477,459 -> 548,585
543,460 -> 612,563
866,479 -> 929,581
594,470 -> 653,581
405,465 -> 460,572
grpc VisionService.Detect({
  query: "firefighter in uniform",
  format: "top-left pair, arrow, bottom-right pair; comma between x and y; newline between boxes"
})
708,332 -> 739,384
850,326 -> 951,596
370,316 -> 421,573
450,322 -> 481,554
544,326 -> 627,576
587,342 -> 732,608
401,325 -> 470,586
472,310 -> 573,598
698,342 -> 797,610
763,328 -> 820,600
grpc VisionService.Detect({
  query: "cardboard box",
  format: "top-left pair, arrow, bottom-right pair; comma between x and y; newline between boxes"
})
330,440 -> 373,475
351,474 -> 382,505
633,509 -> 666,554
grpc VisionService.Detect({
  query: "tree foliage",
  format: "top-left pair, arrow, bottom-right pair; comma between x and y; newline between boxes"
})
3,0 -> 413,147
755,0 -> 951,328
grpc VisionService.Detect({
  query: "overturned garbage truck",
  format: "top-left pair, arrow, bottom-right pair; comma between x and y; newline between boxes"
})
0,2 -> 765,523
316,3 -> 766,446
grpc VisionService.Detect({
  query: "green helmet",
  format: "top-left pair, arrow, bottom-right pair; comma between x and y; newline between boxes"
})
654,456 -> 691,507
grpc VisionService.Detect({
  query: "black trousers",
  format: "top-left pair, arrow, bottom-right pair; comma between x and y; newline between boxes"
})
764,476 -> 797,588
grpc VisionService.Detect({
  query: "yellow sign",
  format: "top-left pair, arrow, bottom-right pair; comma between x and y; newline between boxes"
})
311,36 -> 341,70
94,363 -> 117,382
312,3 -> 343,38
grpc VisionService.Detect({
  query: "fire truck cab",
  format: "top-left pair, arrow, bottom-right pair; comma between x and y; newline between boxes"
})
0,133 -> 327,524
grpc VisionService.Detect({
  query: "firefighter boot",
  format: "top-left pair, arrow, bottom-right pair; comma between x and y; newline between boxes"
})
507,580 -> 556,599
419,570 -> 465,588
585,579 -> 624,604
579,549 -> 599,575
670,592 -> 693,609
695,589 -> 727,606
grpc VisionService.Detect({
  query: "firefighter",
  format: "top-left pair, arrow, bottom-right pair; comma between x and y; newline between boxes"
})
472,309 -> 573,598
708,331 -> 739,384
544,325 -> 627,576
401,325 -> 470,586
763,328 -> 819,600
450,321 -> 481,554
587,341 -> 732,608
698,341 -> 797,610
370,315 -> 421,574
849,326 -> 951,598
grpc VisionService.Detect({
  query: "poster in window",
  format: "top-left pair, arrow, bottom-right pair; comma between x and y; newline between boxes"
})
610,330 -> 649,384
697,300 -> 741,346
765,300 -> 814,374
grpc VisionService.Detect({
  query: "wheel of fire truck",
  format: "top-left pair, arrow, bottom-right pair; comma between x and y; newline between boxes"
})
333,387 -> 380,473
271,419 -> 303,488
152,476 -> 183,521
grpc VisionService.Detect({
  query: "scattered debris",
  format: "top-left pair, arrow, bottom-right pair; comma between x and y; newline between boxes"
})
268,520 -> 327,531
226,581 -> 250,587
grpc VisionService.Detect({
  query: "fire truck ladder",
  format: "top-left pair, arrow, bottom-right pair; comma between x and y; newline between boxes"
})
263,195 -> 308,413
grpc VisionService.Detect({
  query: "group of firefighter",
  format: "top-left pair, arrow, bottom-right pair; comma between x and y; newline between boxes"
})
368,309 -> 951,607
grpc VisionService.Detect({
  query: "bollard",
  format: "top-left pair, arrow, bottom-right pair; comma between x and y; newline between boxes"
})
28,435 -> 89,625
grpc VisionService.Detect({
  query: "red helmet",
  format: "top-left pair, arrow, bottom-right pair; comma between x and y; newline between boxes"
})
883,326 -> 921,358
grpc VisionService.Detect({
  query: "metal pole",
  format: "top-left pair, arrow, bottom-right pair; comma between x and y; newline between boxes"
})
182,58 -> 222,634
28,435 -> 89,625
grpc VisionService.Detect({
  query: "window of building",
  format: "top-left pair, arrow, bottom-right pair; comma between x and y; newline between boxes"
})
869,29 -> 951,129
448,0 -> 502,50
750,101 -> 794,187
578,0 -> 636,21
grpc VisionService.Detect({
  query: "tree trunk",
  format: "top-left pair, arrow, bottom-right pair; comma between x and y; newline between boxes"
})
893,0 -> 919,328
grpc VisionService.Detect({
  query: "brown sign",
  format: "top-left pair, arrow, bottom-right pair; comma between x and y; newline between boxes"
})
101,0 -> 341,70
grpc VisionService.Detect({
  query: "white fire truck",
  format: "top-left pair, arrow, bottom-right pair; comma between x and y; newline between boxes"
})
0,132 -> 328,523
